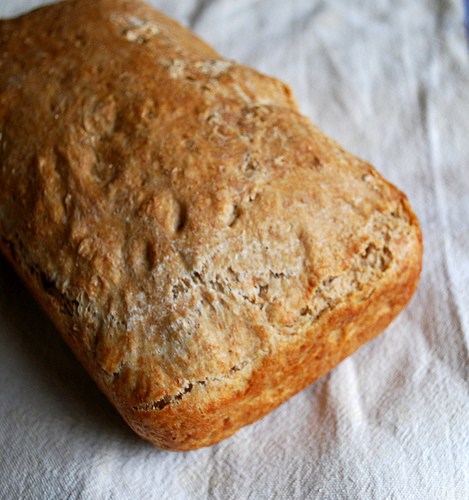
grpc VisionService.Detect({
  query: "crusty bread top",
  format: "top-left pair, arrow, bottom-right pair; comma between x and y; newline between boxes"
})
0,0 -> 421,414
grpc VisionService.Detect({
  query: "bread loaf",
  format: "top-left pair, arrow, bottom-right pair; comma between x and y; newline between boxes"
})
0,0 -> 422,450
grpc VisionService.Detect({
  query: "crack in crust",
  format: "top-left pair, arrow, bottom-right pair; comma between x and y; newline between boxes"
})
133,361 -> 256,412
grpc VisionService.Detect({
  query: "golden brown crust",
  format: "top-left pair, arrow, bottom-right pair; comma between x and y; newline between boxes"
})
0,0 -> 422,450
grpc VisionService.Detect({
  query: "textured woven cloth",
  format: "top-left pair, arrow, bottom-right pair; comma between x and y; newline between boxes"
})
1,1 -> 468,498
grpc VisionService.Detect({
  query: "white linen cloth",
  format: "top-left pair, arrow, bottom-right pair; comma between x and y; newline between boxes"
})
1,1 -> 468,498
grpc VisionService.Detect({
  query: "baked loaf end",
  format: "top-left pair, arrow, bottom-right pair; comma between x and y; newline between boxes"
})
0,0 -> 422,450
